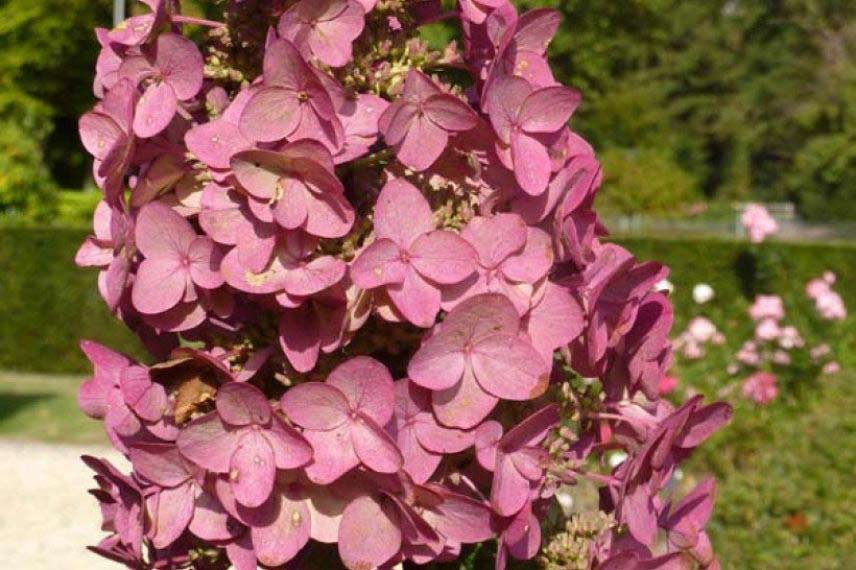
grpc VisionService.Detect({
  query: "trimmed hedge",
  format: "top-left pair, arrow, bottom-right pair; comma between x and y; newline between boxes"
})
0,228 -> 853,373
0,226 -> 145,373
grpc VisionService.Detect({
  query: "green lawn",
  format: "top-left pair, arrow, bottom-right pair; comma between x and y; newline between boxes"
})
0,371 -> 103,444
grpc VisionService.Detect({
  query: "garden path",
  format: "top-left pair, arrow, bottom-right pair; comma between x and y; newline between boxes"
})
0,439 -> 126,569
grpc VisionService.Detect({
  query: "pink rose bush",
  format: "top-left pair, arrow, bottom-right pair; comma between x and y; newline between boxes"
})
806,271 -> 847,321
740,203 -> 779,244
75,2 -> 731,568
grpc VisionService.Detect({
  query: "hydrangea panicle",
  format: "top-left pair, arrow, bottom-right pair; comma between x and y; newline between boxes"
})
75,2 -> 730,568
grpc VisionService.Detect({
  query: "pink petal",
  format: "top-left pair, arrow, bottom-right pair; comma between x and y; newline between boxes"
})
131,258 -> 187,314
511,130 -> 551,195
128,443 -> 190,487
78,377 -> 110,419
156,33 -> 204,101
306,486 -> 347,543
396,424 -> 441,484
303,426 -> 359,484
395,112 -> 449,171
387,267 -> 442,328
301,184 -> 355,238
502,227 -> 553,283
409,231 -> 477,285
504,505 -> 542,560
470,334 -> 548,400
326,356 -> 395,426
225,532 -> 257,570
265,414 -> 314,469
487,76 -> 532,141
230,429 -> 276,508
350,415 -> 403,474
519,86 -> 581,133
462,213 -> 528,269
216,382 -> 272,427
231,149 -> 289,201
432,365 -> 499,429
338,495 -> 402,570
373,178 -> 433,247
502,404 -> 560,451
189,488 -> 239,541
511,448 -> 547,481
75,237 -> 112,268
422,490 -> 494,544
407,337 -> 466,393
188,237 -> 225,289
177,413 -> 239,473
250,491 -> 311,567
185,119 -> 252,170
240,86 -> 301,142
120,367 -> 167,422
279,305 -> 321,373
149,483 -> 195,548
280,382 -> 350,430
379,101 -> 417,146
273,179 -> 310,230
281,254 -> 347,297
135,200 -> 195,257
133,81 -> 178,138
525,281 -> 584,363
413,417 -> 474,454
474,420 -> 503,471
79,112 -> 123,160
491,453 -> 531,516
350,238 -> 407,288
424,94 -> 478,132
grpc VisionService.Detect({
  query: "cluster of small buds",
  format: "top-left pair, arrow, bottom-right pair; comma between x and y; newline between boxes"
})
75,1 -> 731,569
540,512 -> 615,570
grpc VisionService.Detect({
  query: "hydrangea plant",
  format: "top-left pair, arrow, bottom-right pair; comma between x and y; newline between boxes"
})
76,2 -> 731,568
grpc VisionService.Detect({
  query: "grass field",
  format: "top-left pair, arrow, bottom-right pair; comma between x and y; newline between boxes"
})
0,371 -> 102,444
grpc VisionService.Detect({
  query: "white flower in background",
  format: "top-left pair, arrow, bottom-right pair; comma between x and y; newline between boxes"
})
693,283 -> 715,304
555,487 -> 575,516
656,278 -> 675,294
608,451 -> 628,468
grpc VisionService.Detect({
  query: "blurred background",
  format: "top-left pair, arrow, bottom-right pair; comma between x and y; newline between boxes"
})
0,1 -> 853,569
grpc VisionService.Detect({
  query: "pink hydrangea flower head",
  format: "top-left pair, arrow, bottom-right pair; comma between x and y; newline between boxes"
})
475,404 -> 559,516
443,213 -> 554,315
351,178 -> 477,327
280,357 -> 403,484
408,293 -> 549,428
129,442 -> 238,549
75,201 -> 135,310
74,4 -> 734,567
240,39 -> 343,150
78,79 -> 138,202
389,379 -> 475,483
178,382 -> 313,507
231,141 -> 355,238
379,70 -> 479,171
486,75 -> 581,195
131,201 -> 224,316
278,0 -> 367,68
118,33 -> 204,138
